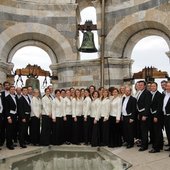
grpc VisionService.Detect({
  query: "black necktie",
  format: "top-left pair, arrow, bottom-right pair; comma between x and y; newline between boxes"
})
27,96 -> 31,104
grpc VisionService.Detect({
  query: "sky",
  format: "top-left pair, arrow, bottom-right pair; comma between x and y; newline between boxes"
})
11,7 -> 170,92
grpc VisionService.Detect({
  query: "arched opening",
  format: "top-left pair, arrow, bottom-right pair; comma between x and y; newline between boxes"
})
132,35 -> 170,91
79,7 -> 99,60
12,46 -> 52,92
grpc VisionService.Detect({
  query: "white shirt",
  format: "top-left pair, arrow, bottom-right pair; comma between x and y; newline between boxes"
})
122,96 -> 130,116
151,91 -> 157,101
83,96 -> 91,118
23,95 -> 31,105
42,95 -> 52,116
90,98 -> 101,121
100,97 -> 110,120
10,94 -> 17,105
31,96 -> 42,118
163,92 -> 170,114
52,97 -> 64,119
137,89 -> 144,101
0,97 -> 3,113
28,94 -> 32,99
72,98 -> 83,117
63,97 -> 72,116
5,90 -> 9,97
110,96 -> 122,120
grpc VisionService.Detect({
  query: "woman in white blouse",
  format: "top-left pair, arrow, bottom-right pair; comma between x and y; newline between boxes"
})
51,89 -> 64,145
109,88 -> 122,147
63,89 -> 72,144
72,89 -> 83,144
40,88 -> 53,146
100,89 -> 111,146
83,89 -> 92,145
90,90 -> 101,147
30,89 -> 42,146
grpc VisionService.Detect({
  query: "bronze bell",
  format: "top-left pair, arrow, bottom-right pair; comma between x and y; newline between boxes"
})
26,76 -> 40,90
78,21 -> 97,53
79,30 -> 97,53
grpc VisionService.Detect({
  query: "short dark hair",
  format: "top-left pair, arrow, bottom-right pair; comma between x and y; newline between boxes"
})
151,82 -> 158,87
89,85 -> 96,90
138,80 -> 146,86
55,89 -> 61,94
3,81 -> 10,87
9,85 -> 15,90
21,87 -> 27,91
61,89 -> 66,92
161,80 -> 167,84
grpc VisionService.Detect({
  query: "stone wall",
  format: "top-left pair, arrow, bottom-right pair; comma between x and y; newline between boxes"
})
0,0 -> 169,88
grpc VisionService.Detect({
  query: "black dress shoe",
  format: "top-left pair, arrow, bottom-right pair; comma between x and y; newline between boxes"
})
138,147 -> 147,151
164,148 -> 170,151
137,144 -> 142,147
20,145 -> 27,148
65,141 -> 71,145
122,142 -> 127,146
7,146 -> 15,150
12,144 -> 17,147
165,144 -> 169,147
127,145 -> 134,149
149,149 -> 160,153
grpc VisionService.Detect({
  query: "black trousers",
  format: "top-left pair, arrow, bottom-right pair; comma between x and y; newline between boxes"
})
0,114 -> 5,146
40,115 -> 52,146
19,115 -> 30,146
6,114 -> 17,147
139,115 -> 149,149
150,115 -> 163,150
91,117 -> 100,147
134,113 -> 141,140
30,116 -> 40,145
100,117 -> 109,146
72,116 -> 84,144
108,116 -> 122,147
63,115 -> 72,143
164,115 -> 170,146
122,116 -> 134,146
13,116 -> 19,143
51,117 -> 64,145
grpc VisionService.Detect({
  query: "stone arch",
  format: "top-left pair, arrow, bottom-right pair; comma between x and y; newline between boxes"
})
123,29 -> 170,59
0,23 -> 75,64
8,40 -> 56,64
105,10 -> 170,58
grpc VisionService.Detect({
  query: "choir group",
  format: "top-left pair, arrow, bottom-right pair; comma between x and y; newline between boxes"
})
0,80 -> 170,157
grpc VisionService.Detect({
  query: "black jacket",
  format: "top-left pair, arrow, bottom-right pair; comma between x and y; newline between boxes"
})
137,89 -> 152,117
17,96 -> 31,119
150,91 -> 163,118
4,94 -> 17,118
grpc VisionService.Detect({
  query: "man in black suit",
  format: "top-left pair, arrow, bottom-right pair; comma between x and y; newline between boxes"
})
18,87 -> 31,148
149,82 -> 163,153
136,80 -> 152,151
0,81 -> 10,146
4,85 -> 17,150
163,82 -> 170,155
122,87 -> 136,148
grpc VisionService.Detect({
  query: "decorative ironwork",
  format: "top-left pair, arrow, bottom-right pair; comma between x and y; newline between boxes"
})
124,66 -> 169,83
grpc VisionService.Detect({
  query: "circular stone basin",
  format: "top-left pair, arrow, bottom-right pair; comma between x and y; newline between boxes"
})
0,146 -> 132,170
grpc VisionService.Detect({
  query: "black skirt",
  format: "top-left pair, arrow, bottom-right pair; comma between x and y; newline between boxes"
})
40,115 -> 52,146
51,117 -> 64,145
